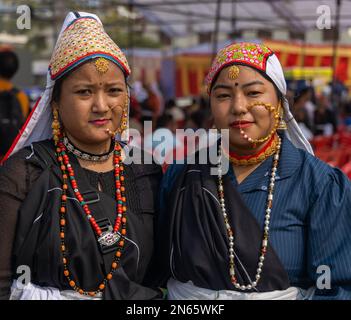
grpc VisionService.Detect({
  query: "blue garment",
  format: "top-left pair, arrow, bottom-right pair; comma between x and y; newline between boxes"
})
160,135 -> 351,300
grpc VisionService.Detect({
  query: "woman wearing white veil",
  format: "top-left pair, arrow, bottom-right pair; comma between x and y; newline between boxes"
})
148,42 -> 351,300
0,11 -> 163,300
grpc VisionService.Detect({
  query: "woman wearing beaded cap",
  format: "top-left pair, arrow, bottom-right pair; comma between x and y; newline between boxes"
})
148,42 -> 351,299
0,12 -> 163,300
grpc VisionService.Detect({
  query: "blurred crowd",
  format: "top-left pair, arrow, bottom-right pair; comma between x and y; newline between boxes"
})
125,78 -> 351,176
128,81 -> 212,133
287,79 -> 350,139
126,79 -> 351,144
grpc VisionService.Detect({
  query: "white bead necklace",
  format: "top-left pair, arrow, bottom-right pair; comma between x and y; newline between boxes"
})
217,136 -> 281,291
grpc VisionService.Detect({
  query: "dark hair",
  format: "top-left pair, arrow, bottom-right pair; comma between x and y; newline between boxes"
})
255,67 -> 283,102
52,75 -> 66,103
0,50 -> 19,79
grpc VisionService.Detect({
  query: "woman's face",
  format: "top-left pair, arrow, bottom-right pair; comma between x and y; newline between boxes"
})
54,60 -> 127,147
210,65 -> 279,151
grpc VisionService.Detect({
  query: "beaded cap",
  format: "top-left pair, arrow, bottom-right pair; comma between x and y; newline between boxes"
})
49,16 -> 131,80
205,42 -> 273,93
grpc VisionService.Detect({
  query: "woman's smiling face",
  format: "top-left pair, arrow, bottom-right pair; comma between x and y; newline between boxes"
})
210,65 -> 280,151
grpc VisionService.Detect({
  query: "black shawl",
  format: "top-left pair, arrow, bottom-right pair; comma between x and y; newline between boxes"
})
12,140 -> 162,299
146,149 -> 290,293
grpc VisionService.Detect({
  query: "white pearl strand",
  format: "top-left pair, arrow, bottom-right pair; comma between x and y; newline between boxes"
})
217,136 -> 281,291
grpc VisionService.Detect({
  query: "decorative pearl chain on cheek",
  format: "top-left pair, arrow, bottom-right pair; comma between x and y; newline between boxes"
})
217,136 -> 281,291
238,102 -> 280,147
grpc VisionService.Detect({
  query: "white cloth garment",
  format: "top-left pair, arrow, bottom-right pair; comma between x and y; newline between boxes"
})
265,54 -> 314,154
10,280 -> 102,300
167,278 -> 315,300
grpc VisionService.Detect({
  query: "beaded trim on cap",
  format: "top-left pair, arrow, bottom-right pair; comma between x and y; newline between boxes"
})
49,17 -> 131,80
205,42 -> 273,94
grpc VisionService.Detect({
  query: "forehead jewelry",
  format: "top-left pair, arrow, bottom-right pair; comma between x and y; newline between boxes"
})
95,57 -> 109,74
228,65 -> 240,80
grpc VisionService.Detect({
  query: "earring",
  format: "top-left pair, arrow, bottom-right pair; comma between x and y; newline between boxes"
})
52,108 -> 61,144
277,105 -> 287,131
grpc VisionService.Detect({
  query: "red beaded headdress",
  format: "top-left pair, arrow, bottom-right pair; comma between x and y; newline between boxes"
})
205,42 -> 273,94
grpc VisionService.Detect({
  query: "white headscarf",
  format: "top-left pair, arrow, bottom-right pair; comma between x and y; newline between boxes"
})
266,54 -> 314,154
2,11 -> 131,162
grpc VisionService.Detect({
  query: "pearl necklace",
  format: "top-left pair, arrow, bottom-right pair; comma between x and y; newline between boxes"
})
217,136 -> 281,291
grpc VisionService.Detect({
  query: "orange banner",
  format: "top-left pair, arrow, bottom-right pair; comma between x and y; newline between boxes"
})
174,40 -> 351,97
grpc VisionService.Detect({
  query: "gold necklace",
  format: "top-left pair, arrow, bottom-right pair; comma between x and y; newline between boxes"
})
223,134 -> 279,166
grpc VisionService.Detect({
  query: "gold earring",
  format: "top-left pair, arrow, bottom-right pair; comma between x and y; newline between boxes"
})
277,105 -> 287,130
52,108 -> 61,144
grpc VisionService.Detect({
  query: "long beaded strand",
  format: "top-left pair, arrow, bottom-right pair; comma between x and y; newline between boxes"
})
217,136 -> 281,290
56,139 -> 127,297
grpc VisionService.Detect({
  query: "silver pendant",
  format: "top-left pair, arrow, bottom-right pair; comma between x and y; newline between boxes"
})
98,230 -> 120,247
95,218 -> 122,254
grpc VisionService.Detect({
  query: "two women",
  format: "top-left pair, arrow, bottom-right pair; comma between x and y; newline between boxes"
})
1,13 -> 350,300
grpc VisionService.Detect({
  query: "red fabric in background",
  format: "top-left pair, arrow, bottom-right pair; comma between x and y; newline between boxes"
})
321,56 -> 332,67
336,57 -> 348,82
274,51 -> 281,60
303,55 -> 315,67
188,69 -> 198,95
286,53 -> 298,67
